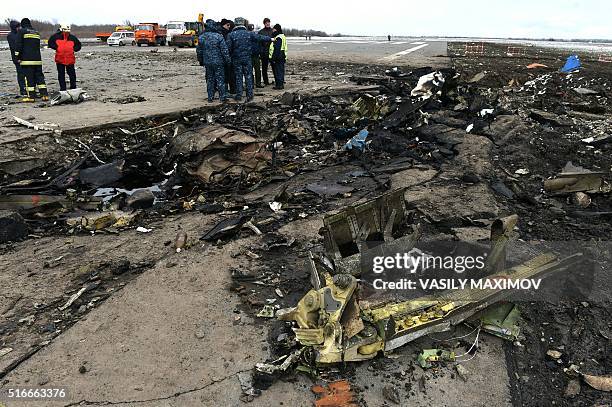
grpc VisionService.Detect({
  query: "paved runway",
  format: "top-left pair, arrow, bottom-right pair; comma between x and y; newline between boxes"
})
288,37 -> 448,64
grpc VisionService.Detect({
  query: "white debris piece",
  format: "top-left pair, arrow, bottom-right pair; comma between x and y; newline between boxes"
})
59,286 -> 88,311
411,71 -> 446,98
269,202 -> 283,212
13,116 -> 61,134
50,88 -> 88,106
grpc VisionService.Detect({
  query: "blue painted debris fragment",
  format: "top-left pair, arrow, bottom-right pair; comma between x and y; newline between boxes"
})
343,129 -> 369,152
560,55 -> 581,73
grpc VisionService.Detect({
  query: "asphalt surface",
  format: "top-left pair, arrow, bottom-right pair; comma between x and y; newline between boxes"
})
77,37 -> 449,64
0,37 -> 447,72
288,37 -> 448,61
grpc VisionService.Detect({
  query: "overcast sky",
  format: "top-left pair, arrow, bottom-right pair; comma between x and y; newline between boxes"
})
2,0 -> 610,39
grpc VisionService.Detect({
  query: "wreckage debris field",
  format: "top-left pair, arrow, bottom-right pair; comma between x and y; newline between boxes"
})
0,42 -> 611,406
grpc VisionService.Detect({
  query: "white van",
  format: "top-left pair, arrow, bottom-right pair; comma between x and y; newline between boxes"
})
107,31 -> 136,46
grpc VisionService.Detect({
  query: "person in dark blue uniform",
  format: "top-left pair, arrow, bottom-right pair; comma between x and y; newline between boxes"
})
197,19 -> 231,102
6,20 -> 26,96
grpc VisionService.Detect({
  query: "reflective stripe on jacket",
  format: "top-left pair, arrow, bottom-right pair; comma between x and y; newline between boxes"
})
269,34 -> 287,60
15,26 -> 43,65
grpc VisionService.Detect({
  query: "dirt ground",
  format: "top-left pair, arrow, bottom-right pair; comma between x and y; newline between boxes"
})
0,42 -> 610,407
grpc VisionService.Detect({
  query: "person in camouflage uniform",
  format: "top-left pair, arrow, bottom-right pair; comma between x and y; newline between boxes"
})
196,19 -> 230,102
226,17 -> 270,102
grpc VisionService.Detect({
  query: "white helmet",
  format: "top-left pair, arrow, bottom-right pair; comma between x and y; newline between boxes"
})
60,23 -> 71,32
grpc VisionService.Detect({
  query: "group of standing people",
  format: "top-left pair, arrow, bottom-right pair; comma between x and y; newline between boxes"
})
6,16 -> 286,105
196,17 -> 287,103
6,18 -> 82,102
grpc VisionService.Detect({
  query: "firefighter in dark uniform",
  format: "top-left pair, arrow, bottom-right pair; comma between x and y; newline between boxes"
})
14,18 -> 48,102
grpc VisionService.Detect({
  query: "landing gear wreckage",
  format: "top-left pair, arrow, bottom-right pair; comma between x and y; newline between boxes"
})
257,188 -> 583,372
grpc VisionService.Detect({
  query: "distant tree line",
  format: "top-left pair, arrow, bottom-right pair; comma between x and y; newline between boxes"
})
1,18 -> 340,39
282,28 -> 342,37
0,18 -> 341,38
1,18 -> 125,38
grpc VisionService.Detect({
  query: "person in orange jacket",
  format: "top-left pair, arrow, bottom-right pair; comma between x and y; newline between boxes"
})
48,24 -> 82,91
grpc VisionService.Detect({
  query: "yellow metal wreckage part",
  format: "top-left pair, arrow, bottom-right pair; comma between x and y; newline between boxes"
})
279,251 -> 578,363
276,191 -> 583,364
278,273 -> 385,363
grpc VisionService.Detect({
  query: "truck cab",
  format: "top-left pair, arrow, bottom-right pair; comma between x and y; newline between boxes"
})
168,21 -> 204,48
166,21 -> 186,46
135,23 -> 167,46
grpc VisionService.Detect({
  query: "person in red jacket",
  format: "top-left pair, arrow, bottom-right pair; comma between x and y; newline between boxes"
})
48,24 -> 81,91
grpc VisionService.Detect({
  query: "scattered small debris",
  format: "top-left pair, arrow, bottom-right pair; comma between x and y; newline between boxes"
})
382,385 -> 401,404
59,286 -> 88,311
238,371 -> 260,402
565,379 -> 581,397
111,95 -> 147,104
343,129 -> 369,152
418,349 -> 456,368
174,230 -> 187,253
66,211 -> 137,231
194,328 -> 206,339
526,63 -> 548,69
257,305 -> 276,318
573,192 -> 591,208
269,201 -> 282,212
514,168 -> 530,176
201,216 -> 251,242
456,364 -> 469,382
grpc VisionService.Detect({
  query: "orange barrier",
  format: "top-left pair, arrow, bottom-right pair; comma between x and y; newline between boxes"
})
598,54 -> 612,63
507,46 -> 525,56
465,42 -> 485,55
